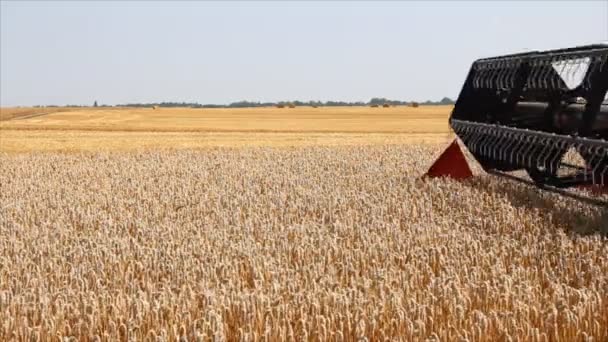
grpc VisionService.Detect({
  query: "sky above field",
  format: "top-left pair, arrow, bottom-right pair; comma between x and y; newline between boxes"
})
1,1 -> 607,106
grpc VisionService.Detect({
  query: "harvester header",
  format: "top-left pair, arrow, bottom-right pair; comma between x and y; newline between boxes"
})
429,44 -> 608,205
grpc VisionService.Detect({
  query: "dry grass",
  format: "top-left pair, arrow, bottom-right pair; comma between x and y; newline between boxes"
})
1,145 -> 607,341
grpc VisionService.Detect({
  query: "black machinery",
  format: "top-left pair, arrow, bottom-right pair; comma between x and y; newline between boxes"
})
443,44 -> 608,204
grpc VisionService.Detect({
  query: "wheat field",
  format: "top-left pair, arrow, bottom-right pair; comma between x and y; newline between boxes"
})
0,106 -> 450,133
0,107 -> 79,122
1,107 -> 607,341
0,106 -> 452,152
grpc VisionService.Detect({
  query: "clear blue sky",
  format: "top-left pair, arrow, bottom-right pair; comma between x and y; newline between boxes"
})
1,1 -> 607,106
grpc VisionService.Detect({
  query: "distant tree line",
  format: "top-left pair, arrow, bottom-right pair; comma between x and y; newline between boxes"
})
116,97 -> 454,108
33,104 -> 91,108
28,98 -> 454,108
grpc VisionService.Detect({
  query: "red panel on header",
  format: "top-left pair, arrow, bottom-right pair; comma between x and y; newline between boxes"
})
424,139 -> 473,180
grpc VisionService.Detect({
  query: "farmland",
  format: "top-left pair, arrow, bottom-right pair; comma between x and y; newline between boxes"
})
1,106 -> 607,340
0,106 -> 452,152
0,106 -> 451,133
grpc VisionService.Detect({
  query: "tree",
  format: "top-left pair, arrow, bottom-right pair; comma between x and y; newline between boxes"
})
93,101 -> 98,107
369,98 -> 388,106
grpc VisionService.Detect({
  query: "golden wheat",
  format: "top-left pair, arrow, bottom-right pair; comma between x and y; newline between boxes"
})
0,130 -> 453,153
1,145 -> 606,341
0,106 -> 451,133
0,106 -> 454,152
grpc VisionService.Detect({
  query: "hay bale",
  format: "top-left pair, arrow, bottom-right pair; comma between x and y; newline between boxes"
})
312,105 -> 318,108
410,102 -> 419,108
276,104 -> 285,108
382,103 -> 390,108
370,104 -> 379,108
288,104 -> 295,108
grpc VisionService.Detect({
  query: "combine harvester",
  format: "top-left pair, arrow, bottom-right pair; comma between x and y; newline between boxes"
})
426,44 -> 608,206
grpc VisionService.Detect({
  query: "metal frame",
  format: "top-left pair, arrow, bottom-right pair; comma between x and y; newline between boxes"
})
452,119 -> 608,188
450,44 -> 608,197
